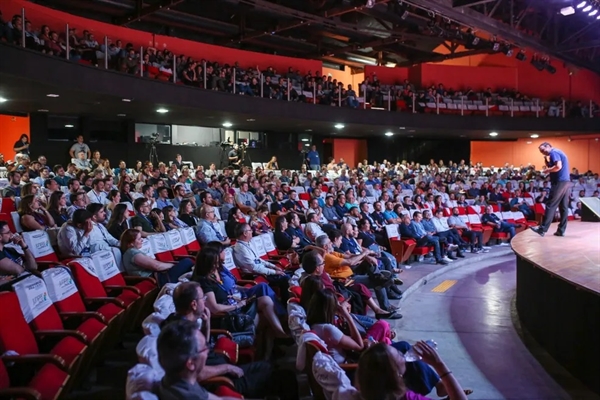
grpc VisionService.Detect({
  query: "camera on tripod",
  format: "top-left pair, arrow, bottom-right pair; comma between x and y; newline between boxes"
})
149,132 -> 161,145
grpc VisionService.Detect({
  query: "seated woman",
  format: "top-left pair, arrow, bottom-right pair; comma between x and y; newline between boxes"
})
162,205 -> 188,230
253,205 -> 273,234
149,208 -> 167,233
178,199 -> 199,227
357,342 -> 469,400
265,156 -> 279,170
120,228 -> 193,286
273,215 -> 301,251
192,242 -> 289,357
107,204 -> 129,241
225,206 -> 245,238
18,195 -> 56,232
105,189 -> 121,221
46,191 -> 69,228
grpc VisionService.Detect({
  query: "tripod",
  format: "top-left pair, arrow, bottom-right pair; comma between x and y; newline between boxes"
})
149,143 -> 159,166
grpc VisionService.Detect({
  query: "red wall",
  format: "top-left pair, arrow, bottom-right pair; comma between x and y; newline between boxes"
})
2,0 -> 321,73
419,64 -> 518,91
471,136 -> 600,173
0,114 -> 29,161
364,66 -> 410,85
332,139 -> 368,168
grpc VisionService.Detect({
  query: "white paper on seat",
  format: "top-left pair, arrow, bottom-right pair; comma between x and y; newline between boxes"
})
467,214 -> 481,224
22,230 -> 53,258
164,230 -> 183,250
250,236 -> 266,257
71,257 -> 98,277
42,267 -> 78,303
223,247 -> 236,270
13,275 -> 53,323
148,234 -> 169,254
91,250 -> 121,282
261,233 -> 276,252
179,227 -> 197,245
140,239 -> 156,259
384,224 -> 398,239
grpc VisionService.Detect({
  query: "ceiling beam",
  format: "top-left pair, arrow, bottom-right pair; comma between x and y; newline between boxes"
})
556,39 -> 600,53
453,0 -> 496,8
114,0 -> 187,26
214,0 -> 391,45
401,0 -> 600,73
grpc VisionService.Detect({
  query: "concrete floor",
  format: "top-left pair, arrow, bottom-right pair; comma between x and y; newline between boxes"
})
390,255 -> 600,400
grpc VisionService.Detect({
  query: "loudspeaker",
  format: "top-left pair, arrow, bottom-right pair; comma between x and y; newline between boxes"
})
580,197 -> 600,222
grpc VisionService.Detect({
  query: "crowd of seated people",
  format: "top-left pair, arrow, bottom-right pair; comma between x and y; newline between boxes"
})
2,7 -> 598,117
1,134 -> 599,399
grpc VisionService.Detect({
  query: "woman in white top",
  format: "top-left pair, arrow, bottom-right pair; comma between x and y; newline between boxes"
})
306,289 -> 363,364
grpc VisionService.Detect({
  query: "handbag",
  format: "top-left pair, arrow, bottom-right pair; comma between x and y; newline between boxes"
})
222,301 -> 257,336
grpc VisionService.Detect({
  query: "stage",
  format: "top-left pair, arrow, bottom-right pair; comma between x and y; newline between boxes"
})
512,221 -> 600,395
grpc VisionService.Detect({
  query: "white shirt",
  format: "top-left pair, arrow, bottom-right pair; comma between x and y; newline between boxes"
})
305,222 -> 325,242
87,190 -> 108,205
432,217 -> 450,233
232,240 -> 276,276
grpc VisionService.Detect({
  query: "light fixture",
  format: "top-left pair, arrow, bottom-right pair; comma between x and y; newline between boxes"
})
489,132 -> 499,137
305,129 -> 313,132
117,113 -> 126,117
583,5 -> 592,11
530,134 -> 539,138
246,118 -> 255,122
37,109 -> 49,112
222,122 -> 233,128
304,143 -> 310,147
122,98 -> 132,102
385,132 -> 394,136
334,123 -> 345,129
301,138 -> 309,142
156,108 -> 169,113
399,127 -> 406,130
597,13 -> 600,19
560,6 -> 575,15
589,9 -> 598,16
65,124 -> 74,128
0,97 -> 7,103
46,94 -> 59,98
526,141 -> 533,144
576,1 -> 587,8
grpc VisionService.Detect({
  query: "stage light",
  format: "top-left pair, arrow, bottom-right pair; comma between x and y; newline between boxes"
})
597,13 -> 600,19
65,124 -> 74,128
516,50 -> 527,61
334,123 -> 345,129
545,63 -> 557,74
0,97 -> 7,103
301,138 -> 309,142
489,132 -> 498,137
576,1 -> 587,8
560,6 -> 575,15
222,122 -> 233,127
589,9 -> 598,16
530,134 -> 539,138
37,109 -> 49,112
46,93 -> 59,97
385,132 -> 394,136
492,42 -> 501,52
122,98 -> 132,102
156,108 -> 169,113
117,113 -> 126,117
583,5 -> 592,11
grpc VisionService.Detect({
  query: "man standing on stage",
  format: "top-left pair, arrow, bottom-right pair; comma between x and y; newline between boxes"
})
531,142 -> 571,237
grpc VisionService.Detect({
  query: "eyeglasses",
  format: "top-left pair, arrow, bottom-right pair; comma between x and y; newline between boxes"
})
0,230 -> 11,236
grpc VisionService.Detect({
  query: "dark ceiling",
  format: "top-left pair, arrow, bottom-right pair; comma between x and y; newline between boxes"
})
31,0 -> 600,73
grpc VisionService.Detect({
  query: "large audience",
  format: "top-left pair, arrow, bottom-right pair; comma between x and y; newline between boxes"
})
0,132 -> 599,399
1,9 -> 598,117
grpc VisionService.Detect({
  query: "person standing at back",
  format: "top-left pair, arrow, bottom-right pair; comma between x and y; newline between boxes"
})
306,145 -> 321,171
531,142 -> 572,237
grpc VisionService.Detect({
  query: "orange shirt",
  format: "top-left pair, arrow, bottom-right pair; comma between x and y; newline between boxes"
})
324,251 -> 353,279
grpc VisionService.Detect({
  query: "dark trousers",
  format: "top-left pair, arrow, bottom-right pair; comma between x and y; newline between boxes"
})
416,235 -> 445,260
157,257 -> 194,286
540,181 -> 572,234
463,229 -> 484,248
266,273 -> 291,303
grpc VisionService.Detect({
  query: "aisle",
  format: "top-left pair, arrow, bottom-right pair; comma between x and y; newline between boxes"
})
391,255 -> 598,400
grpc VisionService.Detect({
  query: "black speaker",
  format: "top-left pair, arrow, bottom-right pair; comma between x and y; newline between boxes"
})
580,197 -> 600,222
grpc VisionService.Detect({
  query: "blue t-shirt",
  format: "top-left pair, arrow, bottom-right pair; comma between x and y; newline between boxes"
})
307,150 -> 320,166
547,149 -> 570,183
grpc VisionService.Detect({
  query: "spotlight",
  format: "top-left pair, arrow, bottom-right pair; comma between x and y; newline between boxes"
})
576,1 -> 586,8
385,132 -> 394,136
530,134 -> 539,138
560,6 -> 575,15
530,56 -> 546,71
365,0 -> 375,8
222,122 -> 233,127
0,97 -> 7,103
516,50 -> 527,61
492,42 -> 500,52
583,5 -> 592,11
597,14 -> 600,19
545,62 -> 557,74
334,123 -> 345,129
156,108 -> 169,113
589,9 -> 598,16
489,132 -> 499,137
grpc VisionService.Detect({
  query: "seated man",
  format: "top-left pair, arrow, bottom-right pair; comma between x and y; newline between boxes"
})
130,197 -> 165,237
422,210 -> 463,259
285,212 -> 311,250
73,150 -> 92,172
57,209 -> 94,257
232,223 -> 290,300
399,213 -> 448,265
304,212 -> 326,243
509,189 -> 534,220
446,207 -> 489,253
196,205 -> 230,246
481,205 -> 516,245
0,221 -> 38,278
161,282 -> 283,399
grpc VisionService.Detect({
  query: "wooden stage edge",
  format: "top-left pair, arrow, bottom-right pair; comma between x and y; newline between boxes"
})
511,221 -> 600,295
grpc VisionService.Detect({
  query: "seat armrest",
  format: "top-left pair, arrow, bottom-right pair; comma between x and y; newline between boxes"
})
236,279 -> 256,286
173,254 -> 195,261
340,363 -> 358,371
2,354 -> 67,371
209,329 -> 232,339
0,387 -> 42,400
104,285 -> 142,296
85,296 -> 125,308
35,329 -> 89,345
59,311 -> 107,324
123,276 -> 157,285
201,376 -> 235,388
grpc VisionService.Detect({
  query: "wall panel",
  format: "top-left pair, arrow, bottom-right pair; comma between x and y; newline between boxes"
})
0,114 -> 29,160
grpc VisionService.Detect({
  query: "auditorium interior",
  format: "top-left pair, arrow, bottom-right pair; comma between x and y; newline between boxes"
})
0,0 -> 599,399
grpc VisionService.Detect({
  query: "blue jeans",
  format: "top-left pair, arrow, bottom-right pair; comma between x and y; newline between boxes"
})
309,164 -> 320,171
392,341 -> 440,395
351,313 -> 377,336
243,282 -> 286,316
157,257 -> 194,287
498,221 -> 517,240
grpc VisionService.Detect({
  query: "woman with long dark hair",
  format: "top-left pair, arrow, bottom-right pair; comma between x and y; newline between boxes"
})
46,191 -> 69,227
225,206 -> 245,238
107,203 -> 129,240
18,195 -> 56,231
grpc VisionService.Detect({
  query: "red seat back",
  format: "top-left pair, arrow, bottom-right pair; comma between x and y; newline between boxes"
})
0,292 -> 39,355
67,260 -> 109,299
30,303 -> 64,332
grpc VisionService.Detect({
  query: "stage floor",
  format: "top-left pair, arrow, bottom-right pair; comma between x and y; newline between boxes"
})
511,221 -> 600,294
